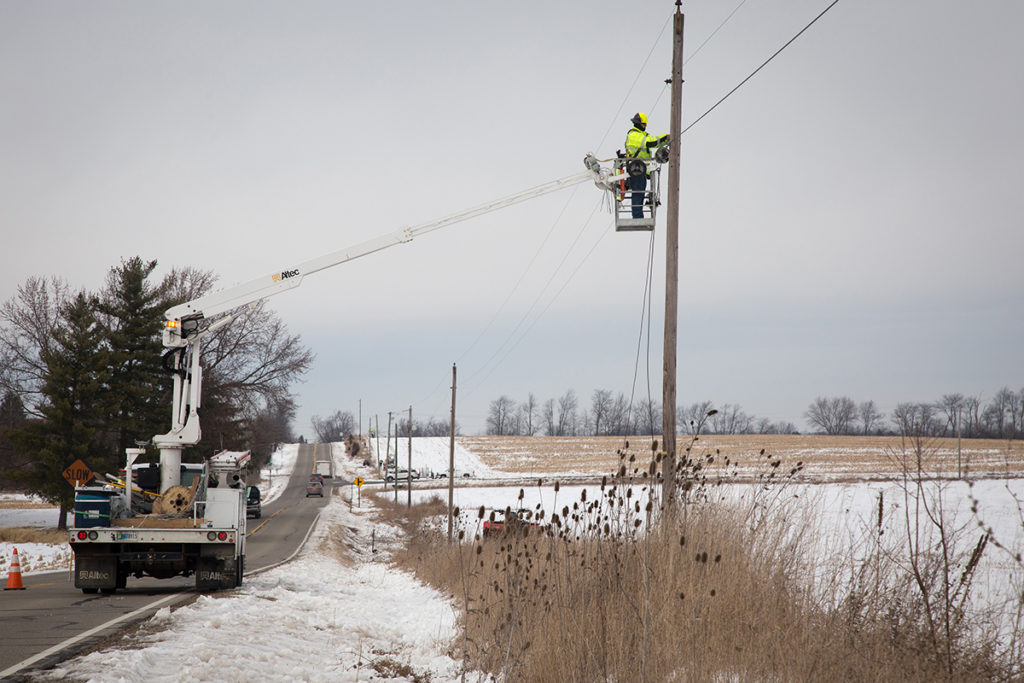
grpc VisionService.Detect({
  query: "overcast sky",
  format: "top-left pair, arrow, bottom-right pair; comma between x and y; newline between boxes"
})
2,0 -> 1022,437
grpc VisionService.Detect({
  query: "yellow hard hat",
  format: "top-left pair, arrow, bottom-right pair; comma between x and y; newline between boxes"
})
631,112 -> 648,126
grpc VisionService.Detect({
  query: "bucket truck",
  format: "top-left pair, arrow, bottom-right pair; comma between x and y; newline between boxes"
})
68,170 -> 591,593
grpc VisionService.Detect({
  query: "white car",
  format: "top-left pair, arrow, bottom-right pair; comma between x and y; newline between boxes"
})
385,468 -> 420,483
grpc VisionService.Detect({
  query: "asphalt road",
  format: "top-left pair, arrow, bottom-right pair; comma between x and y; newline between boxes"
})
0,443 -> 330,679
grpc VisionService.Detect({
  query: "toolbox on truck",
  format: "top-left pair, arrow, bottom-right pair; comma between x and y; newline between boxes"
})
74,488 -> 114,528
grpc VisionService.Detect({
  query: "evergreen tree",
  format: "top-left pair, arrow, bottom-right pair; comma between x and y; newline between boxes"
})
96,257 -> 171,457
0,389 -> 27,489
11,292 -> 110,529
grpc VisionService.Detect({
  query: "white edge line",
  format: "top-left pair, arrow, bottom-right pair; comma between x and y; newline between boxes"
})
2,499 -> 323,677
246,510 -> 321,577
0,592 -> 183,679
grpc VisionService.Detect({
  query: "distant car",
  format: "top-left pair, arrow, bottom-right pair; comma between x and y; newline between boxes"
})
305,476 -> 325,497
385,468 -> 419,483
246,485 -> 262,519
483,509 -> 541,537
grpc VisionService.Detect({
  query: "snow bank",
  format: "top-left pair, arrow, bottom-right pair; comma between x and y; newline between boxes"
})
41,467 -> 468,682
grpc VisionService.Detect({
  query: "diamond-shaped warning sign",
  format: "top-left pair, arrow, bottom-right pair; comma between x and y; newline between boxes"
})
62,459 -> 94,487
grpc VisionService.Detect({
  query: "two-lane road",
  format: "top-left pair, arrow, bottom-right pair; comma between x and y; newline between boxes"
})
0,444 -> 330,679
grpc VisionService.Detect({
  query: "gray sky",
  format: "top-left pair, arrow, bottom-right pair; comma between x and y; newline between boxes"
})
2,0 -> 1022,437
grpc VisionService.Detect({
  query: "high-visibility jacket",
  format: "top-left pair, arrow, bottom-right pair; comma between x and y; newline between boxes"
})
624,126 -> 669,166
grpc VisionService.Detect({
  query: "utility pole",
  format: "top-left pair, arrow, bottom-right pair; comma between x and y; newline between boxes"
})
662,0 -> 685,511
407,405 -> 412,508
447,363 -> 457,543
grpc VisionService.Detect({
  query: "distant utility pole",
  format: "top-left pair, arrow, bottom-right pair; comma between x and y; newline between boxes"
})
448,364 -> 457,543
407,405 -> 412,508
662,0 -> 685,511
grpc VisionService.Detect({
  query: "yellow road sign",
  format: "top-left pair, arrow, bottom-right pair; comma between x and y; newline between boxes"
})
62,459 -> 94,487
353,476 -> 365,488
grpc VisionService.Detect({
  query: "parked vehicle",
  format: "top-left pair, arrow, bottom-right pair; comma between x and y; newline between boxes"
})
483,508 -> 541,537
384,468 -> 420,483
246,485 -> 261,519
305,476 -> 325,497
70,450 -> 250,593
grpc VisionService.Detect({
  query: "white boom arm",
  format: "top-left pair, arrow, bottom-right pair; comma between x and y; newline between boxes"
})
164,170 -> 591,328
152,170 -> 591,481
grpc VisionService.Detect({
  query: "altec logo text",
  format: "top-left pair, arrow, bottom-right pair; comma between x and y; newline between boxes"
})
272,269 -> 300,283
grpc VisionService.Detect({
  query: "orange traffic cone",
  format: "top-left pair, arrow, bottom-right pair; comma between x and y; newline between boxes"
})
5,547 -> 26,590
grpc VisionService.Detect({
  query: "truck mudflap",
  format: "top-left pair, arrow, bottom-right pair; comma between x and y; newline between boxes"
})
74,555 -> 118,592
195,556 -> 241,591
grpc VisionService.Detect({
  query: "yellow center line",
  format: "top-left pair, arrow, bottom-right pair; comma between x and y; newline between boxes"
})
246,506 -> 287,537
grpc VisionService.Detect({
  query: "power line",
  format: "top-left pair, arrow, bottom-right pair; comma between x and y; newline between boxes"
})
682,0 -> 841,137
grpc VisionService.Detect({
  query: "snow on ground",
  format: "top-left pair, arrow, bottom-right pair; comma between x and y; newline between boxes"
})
3,441 -> 1023,679
368,436 -> 498,479
40,444 -> 468,683
0,493 -> 72,575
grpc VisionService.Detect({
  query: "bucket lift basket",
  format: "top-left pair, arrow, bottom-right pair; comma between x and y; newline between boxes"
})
583,153 -> 662,232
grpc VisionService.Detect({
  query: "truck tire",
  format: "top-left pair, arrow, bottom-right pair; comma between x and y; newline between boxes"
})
236,555 -> 244,586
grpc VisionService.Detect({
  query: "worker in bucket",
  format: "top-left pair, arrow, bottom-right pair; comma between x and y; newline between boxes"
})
624,112 -> 669,218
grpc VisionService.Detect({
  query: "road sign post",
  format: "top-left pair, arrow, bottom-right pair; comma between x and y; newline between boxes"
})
353,476 -> 364,507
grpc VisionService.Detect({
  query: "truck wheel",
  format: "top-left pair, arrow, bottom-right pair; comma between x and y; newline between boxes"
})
236,556 -> 244,586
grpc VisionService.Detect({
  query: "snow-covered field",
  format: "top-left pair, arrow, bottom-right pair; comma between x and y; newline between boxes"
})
3,439 -> 1023,681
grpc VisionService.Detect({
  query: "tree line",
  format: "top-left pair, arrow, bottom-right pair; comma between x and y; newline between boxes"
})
485,388 -> 1024,438
309,410 -> 459,443
484,390 -> 799,437
0,258 -> 312,521
805,391 -> 1024,438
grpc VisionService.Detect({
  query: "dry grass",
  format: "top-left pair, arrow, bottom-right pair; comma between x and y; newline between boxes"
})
0,527 -> 67,544
387,440 -> 1021,682
458,433 -> 1024,480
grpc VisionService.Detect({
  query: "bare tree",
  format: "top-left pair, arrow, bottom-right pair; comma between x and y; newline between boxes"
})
486,395 -> 516,435
635,398 -> 660,437
710,403 -> 750,434
578,409 -> 593,436
805,396 -> 857,435
958,395 -> 983,438
680,401 -> 715,435
557,390 -> 578,436
520,393 -> 537,436
310,410 -> 356,442
936,393 -> 964,437
858,400 -> 883,435
607,393 -> 630,435
591,389 -> 612,436
542,398 -> 556,436
892,402 -> 941,437
984,388 -> 1016,437
0,276 -> 70,415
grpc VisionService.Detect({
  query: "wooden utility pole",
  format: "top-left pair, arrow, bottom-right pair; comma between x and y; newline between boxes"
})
447,363 -> 457,543
407,405 -> 412,508
662,0 -> 685,510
